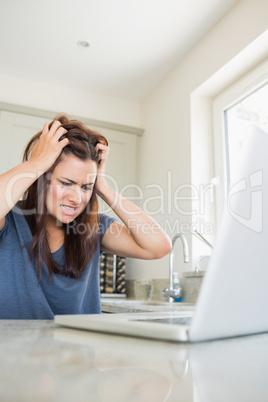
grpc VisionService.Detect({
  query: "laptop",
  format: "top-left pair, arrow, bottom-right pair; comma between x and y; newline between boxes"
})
55,124 -> 268,342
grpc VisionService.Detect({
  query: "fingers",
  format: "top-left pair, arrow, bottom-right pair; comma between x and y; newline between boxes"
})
47,120 -> 62,136
43,121 -> 50,133
96,142 -> 109,159
58,137 -> 69,150
41,120 -> 67,141
35,121 -> 69,156
96,141 -> 107,150
95,143 -> 109,179
51,121 -> 67,142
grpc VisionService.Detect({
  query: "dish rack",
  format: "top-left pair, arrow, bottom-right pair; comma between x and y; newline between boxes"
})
99,252 -> 126,297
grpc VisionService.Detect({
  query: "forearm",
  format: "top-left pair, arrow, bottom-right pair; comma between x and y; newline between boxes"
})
0,121 -> 69,221
98,184 -> 171,257
0,160 -> 43,219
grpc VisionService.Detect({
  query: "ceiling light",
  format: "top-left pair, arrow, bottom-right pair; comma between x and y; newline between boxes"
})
77,40 -> 90,48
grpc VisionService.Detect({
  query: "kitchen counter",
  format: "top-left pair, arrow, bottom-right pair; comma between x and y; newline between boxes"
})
101,298 -> 195,313
1,320 -> 268,402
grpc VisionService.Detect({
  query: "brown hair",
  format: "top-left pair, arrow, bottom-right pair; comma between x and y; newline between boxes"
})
20,113 -> 108,281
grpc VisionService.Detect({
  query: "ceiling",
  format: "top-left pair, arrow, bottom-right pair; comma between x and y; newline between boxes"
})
0,0 -> 239,101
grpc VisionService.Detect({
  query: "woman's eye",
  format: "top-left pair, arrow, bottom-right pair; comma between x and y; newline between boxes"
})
83,186 -> 92,191
60,181 -> 71,187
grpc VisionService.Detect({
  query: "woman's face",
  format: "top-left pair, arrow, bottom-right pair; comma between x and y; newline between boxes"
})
46,154 -> 97,225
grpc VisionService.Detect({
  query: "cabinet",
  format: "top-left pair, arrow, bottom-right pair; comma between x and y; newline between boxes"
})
0,111 -> 48,174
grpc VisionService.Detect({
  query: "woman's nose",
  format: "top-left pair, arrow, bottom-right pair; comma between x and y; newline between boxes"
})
67,187 -> 82,204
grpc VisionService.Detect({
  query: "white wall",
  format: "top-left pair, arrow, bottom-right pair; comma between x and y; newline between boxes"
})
0,74 -> 141,128
131,0 -> 268,280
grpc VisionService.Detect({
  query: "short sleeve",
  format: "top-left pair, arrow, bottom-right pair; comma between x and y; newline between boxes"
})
0,213 -> 11,240
98,214 -> 116,243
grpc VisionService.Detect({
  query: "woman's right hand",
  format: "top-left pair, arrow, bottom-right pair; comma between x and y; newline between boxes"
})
0,120 -> 70,226
30,120 -> 69,172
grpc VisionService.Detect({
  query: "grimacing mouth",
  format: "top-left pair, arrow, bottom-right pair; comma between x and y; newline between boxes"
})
60,204 -> 78,211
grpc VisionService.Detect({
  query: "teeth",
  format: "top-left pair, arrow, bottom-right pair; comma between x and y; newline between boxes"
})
61,205 -> 75,211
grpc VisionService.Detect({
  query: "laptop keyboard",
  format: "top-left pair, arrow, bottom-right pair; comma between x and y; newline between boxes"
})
131,316 -> 192,325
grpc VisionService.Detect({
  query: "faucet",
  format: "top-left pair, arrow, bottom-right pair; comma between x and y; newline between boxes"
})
191,230 -> 213,273
162,234 -> 189,302
195,255 -> 210,273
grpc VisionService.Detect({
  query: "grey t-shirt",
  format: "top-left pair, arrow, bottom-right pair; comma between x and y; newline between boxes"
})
0,205 -> 115,319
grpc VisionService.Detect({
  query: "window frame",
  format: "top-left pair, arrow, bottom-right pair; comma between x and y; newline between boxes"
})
212,58 -> 268,227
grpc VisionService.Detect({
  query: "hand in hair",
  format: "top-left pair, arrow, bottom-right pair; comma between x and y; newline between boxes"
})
30,120 -> 69,172
95,141 -> 110,193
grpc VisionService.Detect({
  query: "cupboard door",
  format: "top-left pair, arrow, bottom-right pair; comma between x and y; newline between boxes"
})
0,111 -> 48,173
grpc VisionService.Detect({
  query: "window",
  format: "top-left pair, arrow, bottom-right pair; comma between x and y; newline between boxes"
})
213,59 -> 268,226
225,82 -> 268,188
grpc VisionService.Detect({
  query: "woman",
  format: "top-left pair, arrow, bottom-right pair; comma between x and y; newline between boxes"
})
0,114 -> 171,319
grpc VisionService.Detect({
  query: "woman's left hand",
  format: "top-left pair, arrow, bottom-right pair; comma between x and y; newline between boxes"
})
95,142 -> 109,193
96,141 -> 172,260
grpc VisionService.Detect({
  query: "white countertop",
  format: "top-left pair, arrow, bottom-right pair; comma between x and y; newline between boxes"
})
100,298 -> 195,313
1,320 -> 268,402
